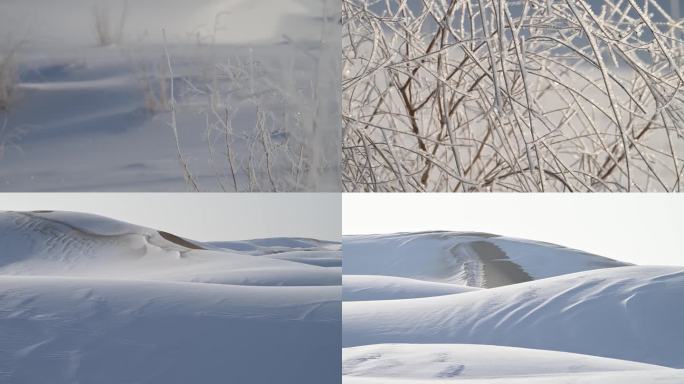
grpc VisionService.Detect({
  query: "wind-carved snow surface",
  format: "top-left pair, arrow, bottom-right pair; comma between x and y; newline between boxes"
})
344,232 -> 628,287
0,211 -> 341,383
342,231 -> 684,383
0,0 -> 339,191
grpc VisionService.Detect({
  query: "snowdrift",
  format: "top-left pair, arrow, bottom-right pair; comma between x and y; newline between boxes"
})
343,344 -> 679,381
343,275 -> 479,301
344,266 -> 684,368
344,232 -> 629,288
0,211 -> 340,286
0,211 -> 341,383
343,231 -> 684,383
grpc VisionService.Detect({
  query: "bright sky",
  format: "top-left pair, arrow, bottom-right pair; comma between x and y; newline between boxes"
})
344,194 -> 684,266
0,193 -> 340,242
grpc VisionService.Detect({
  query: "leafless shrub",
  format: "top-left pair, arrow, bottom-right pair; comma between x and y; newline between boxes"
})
165,0 -> 340,191
163,29 -> 199,191
138,62 -> 170,113
0,42 -> 20,111
93,1 -> 128,46
343,0 -> 684,192
200,54 -> 315,192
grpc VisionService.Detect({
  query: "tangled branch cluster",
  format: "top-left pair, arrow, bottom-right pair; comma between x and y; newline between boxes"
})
342,0 -> 684,191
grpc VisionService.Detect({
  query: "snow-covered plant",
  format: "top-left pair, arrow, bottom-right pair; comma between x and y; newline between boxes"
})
0,42 -> 18,111
166,0 -> 340,192
0,38 -> 26,160
342,0 -> 684,191
198,46 -> 335,192
138,61 -> 170,113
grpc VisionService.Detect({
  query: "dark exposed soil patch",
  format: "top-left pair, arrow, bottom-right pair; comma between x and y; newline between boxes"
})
159,231 -> 205,250
467,241 -> 532,288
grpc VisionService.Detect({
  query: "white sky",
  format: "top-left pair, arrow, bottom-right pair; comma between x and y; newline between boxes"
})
0,193 -> 340,242
344,194 -> 684,266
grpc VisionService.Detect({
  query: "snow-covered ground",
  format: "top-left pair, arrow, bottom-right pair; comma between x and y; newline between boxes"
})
344,232 -> 629,287
343,232 -> 684,383
0,0 -> 339,191
0,210 -> 341,383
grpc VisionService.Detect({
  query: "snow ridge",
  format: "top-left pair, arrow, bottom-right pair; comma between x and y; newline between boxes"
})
343,231 -> 684,384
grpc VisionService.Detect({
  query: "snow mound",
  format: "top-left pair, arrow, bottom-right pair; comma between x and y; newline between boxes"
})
266,250 -> 342,267
0,210 -> 341,383
343,344 -> 673,380
343,275 -> 479,301
344,232 -> 629,288
0,211 -> 340,286
343,266 -> 684,368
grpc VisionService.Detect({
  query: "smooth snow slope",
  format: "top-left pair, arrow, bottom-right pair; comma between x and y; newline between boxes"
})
343,266 -> 684,368
344,232 -> 629,288
343,275 -> 480,301
0,211 -> 341,383
343,344 -> 676,380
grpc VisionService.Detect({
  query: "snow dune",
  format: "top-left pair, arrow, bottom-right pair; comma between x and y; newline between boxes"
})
0,210 -> 341,383
0,211 -> 340,286
343,231 -> 684,383
344,266 -> 684,367
343,275 -> 479,301
344,232 -> 629,287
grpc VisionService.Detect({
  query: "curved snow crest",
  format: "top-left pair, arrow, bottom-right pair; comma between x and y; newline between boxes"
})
3,210 -> 152,236
343,231 -> 629,288
204,237 -> 340,255
343,266 -> 684,368
266,250 -> 342,267
343,275 -> 480,301
343,344 -> 674,380
0,211 -> 340,286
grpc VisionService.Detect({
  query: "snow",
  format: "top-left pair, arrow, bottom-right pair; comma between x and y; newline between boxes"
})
343,344 -> 675,379
344,266 -> 684,367
0,0 -> 339,191
267,250 -> 342,267
343,275 -> 479,301
0,211 -> 340,286
344,232 -> 628,287
343,231 -> 684,383
0,210 -> 341,383
344,370 -> 684,384
206,237 -> 340,255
